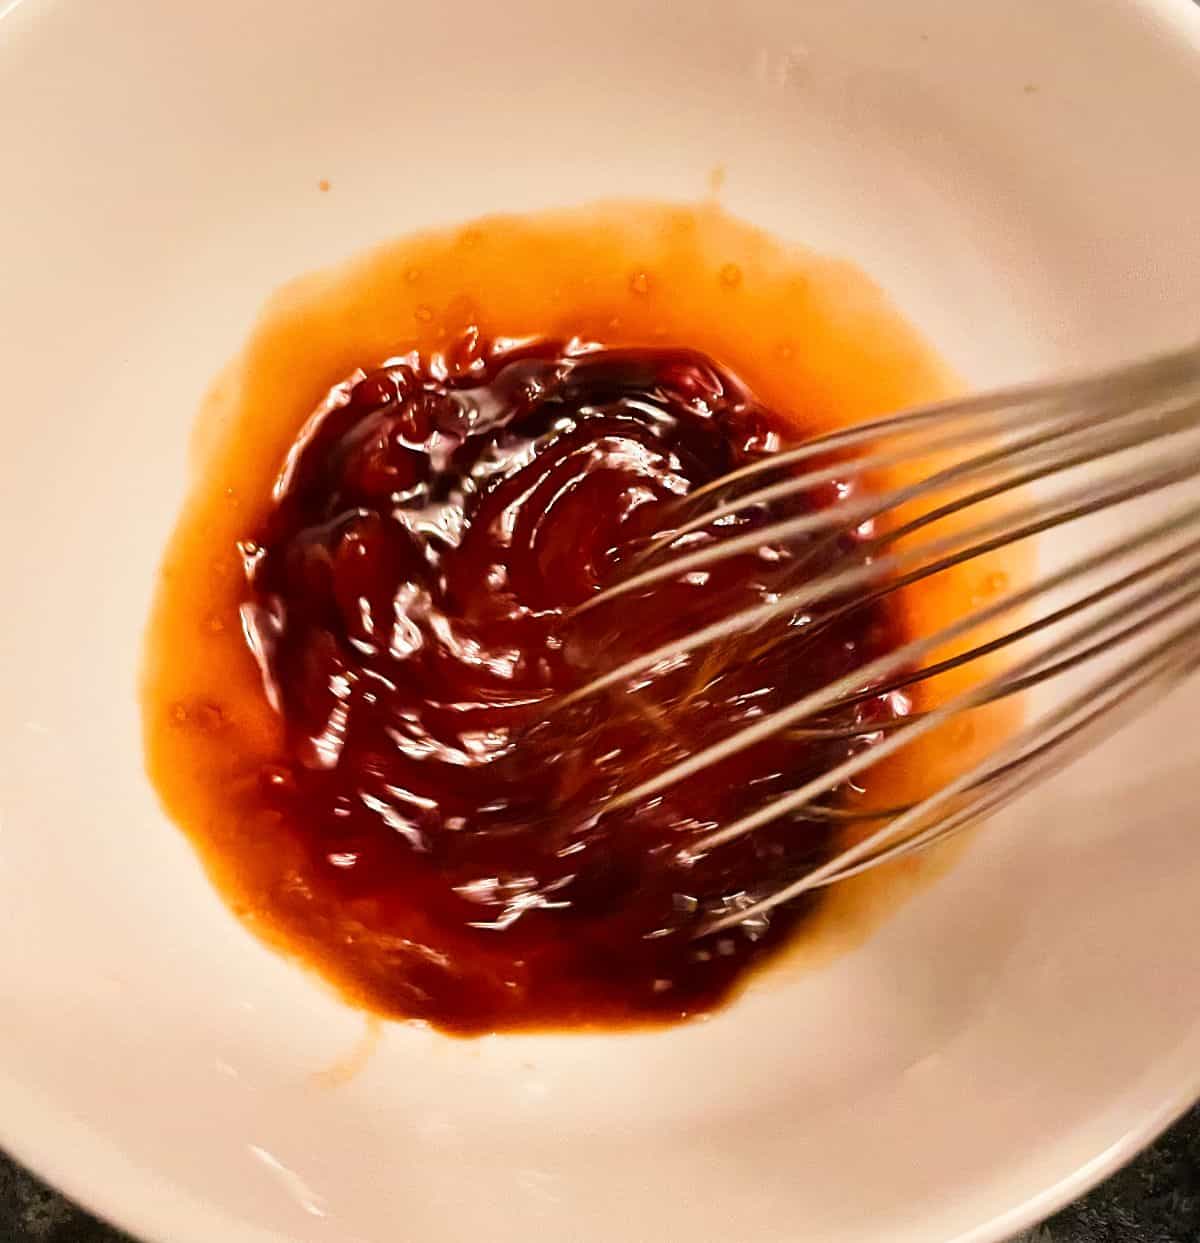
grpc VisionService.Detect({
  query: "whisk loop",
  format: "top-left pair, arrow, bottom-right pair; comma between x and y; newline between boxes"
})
574,352 -> 1200,619
549,341 -> 1200,934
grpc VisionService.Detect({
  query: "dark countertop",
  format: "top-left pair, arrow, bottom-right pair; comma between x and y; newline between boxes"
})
2,1103 -> 1198,1242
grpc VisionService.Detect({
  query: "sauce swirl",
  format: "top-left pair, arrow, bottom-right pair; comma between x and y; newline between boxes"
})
235,338 -> 901,1029
144,203 -> 982,1034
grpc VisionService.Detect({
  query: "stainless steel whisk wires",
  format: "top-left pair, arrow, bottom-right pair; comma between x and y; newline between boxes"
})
551,341 -> 1200,934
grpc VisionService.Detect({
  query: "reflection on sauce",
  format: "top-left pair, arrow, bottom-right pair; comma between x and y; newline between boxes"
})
144,202 -> 1012,1034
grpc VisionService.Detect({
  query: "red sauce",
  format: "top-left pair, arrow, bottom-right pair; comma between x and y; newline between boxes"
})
232,337 -> 902,1030
144,203 -> 1013,1035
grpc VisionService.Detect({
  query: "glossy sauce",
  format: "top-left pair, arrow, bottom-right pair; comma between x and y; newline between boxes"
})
144,203 -> 1013,1034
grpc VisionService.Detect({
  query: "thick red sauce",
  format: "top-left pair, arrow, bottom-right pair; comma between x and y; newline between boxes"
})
231,337 -> 903,1030
144,203 -> 999,1036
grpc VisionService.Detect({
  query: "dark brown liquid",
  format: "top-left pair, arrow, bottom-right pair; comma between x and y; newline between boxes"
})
232,338 -> 904,1031
145,203 -> 1010,1036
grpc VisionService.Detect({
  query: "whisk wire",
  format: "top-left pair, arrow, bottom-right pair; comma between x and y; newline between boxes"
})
700,611 -> 1200,934
675,338 -> 1200,518
791,533 -> 1200,733
558,434 -> 1200,716
675,498 -> 1200,856
581,382 -> 1200,617
606,342 -> 1200,599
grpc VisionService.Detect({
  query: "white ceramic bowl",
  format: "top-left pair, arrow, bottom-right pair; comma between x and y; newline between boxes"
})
2,1 -> 1200,1240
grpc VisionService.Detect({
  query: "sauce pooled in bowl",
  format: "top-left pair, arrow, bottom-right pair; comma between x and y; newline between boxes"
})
144,202 -> 997,1033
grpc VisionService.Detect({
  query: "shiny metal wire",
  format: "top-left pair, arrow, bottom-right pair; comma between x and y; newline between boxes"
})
554,341 -> 1200,934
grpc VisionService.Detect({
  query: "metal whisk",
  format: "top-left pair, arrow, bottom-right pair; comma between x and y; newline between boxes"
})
552,340 -> 1200,935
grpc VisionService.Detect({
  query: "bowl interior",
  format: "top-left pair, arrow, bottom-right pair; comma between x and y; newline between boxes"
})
1,1 -> 1199,1241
